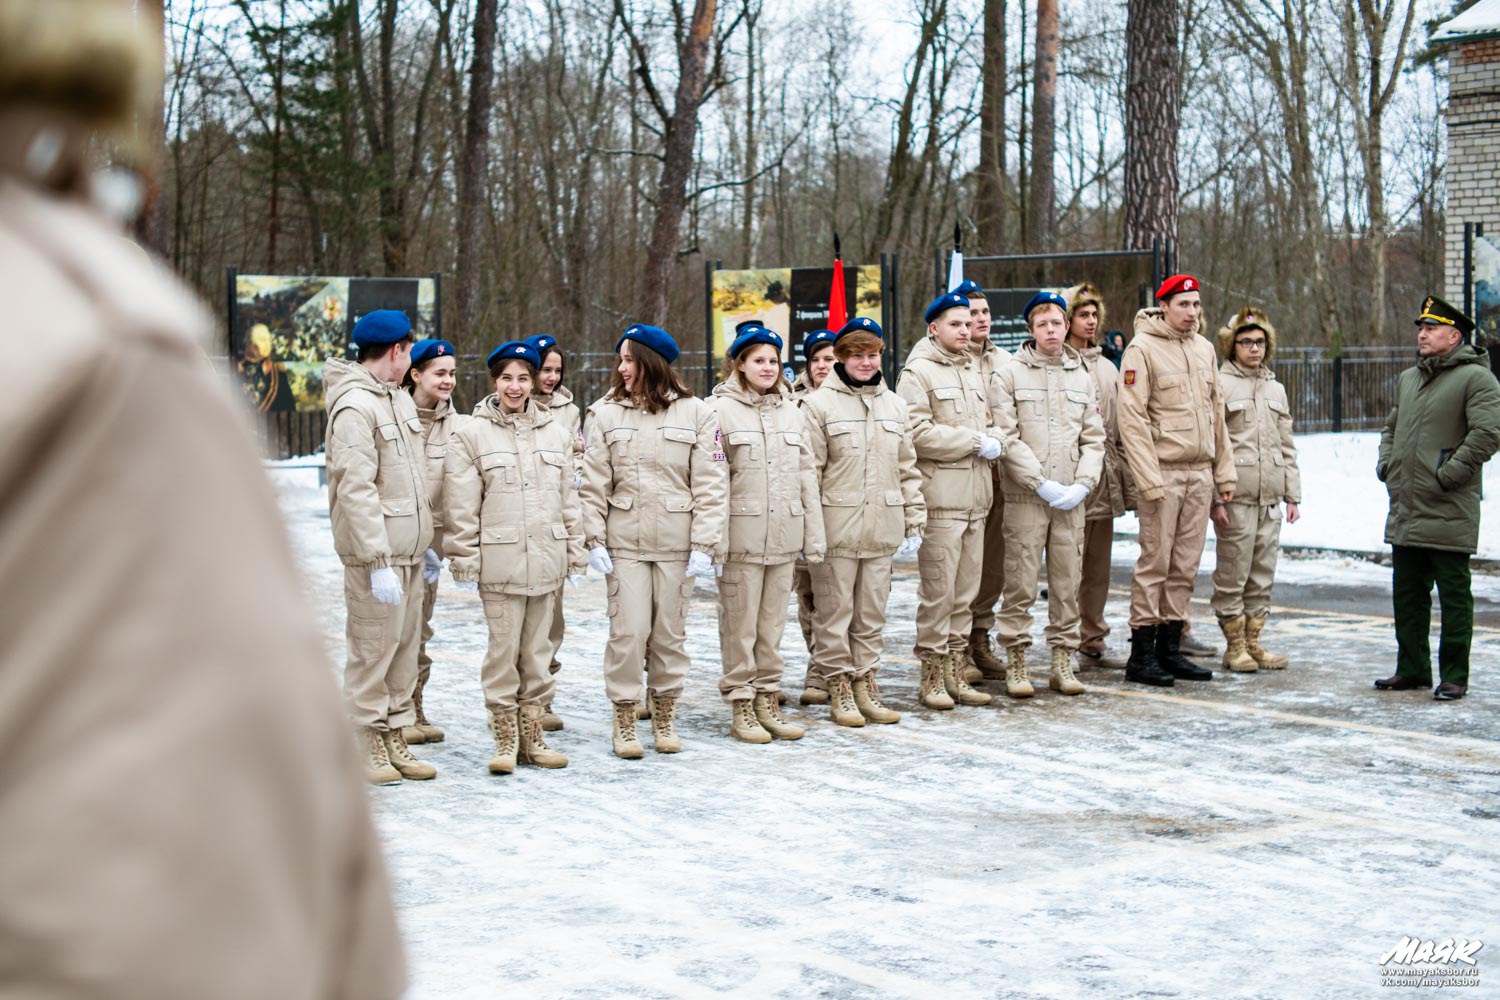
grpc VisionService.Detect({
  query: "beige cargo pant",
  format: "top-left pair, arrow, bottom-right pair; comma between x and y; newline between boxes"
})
343,562 -> 425,730
808,555 -> 893,680
717,560 -> 796,703
792,560 -> 824,693
915,516 -> 986,657
997,501 -> 1087,650
480,590 -> 557,712
1210,502 -> 1283,619
1078,516 -> 1115,655
417,574 -> 438,686
603,558 -> 694,703
969,476 -> 1007,631
1130,466 -> 1213,627
547,581 -> 565,674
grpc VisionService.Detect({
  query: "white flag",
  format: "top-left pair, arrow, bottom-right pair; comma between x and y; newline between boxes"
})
947,249 -> 964,292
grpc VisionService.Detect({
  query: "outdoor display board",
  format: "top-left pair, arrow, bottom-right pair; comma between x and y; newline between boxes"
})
1473,234 -> 1500,349
230,272 -> 440,413
710,264 -> 882,360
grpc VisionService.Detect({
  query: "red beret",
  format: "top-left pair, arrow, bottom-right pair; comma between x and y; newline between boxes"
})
1156,274 -> 1200,301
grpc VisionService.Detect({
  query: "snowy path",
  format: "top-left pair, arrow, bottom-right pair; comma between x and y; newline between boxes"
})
275,470 -> 1500,998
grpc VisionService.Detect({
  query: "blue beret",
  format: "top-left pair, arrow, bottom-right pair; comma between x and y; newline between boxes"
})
409,339 -> 454,366
1023,291 -> 1069,321
729,324 -> 783,359
524,333 -> 559,355
803,328 -> 837,355
734,319 -> 764,333
486,340 -> 541,371
834,317 -> 883,342
616,323 -> 680,364
952,279 -> 985,298
351,309 -> 412,346
924,292 -> 971,325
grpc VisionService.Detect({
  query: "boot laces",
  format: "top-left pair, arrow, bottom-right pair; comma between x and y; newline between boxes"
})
386,729 -> 417,763
368,728 -> 392,765
616,706 -> 640,742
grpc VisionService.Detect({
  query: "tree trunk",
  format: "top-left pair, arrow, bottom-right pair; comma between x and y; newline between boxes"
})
455,0 -> 498,340
1027,0 -> 1057,253
1123,0 -> 1179,252
740,3 -> 759,265
976,0 -> 1006,252
639,0 -> 717,324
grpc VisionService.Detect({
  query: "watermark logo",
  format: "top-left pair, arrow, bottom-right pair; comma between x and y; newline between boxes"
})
1379,937 -> 1482,989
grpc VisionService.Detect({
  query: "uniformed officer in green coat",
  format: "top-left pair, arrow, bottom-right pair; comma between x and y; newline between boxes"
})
1374,295 -> 1500,700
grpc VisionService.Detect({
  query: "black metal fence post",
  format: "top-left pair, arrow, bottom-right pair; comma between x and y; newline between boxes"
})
1331,354 -> 1343,433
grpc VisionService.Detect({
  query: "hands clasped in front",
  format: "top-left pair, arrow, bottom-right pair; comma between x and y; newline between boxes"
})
1036,479 -> 1090,511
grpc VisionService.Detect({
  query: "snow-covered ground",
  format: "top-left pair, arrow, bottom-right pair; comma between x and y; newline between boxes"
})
268,435 -> 1500,998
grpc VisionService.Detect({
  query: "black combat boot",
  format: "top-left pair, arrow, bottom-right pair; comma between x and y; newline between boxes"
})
1125,625 -> 1174,687
1157,621 -> 1213,681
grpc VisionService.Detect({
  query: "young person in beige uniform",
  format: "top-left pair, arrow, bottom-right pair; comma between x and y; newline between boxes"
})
325,309 -> 438,783
793,327 -> 838,705
1209,309 -> 1301,670
1117,274 -> 1236,687
802,318 -> 926,726
530,332 -> 582,731
957,279 -> 1016,681
991,292 -> 1106,696
711,325 -> 827,742
0,6 -> 405,986
580,325 -> 728,757
1063,284 -> 1136,669
446,340 -> 585,772
402,338 -> 459,746
898,292 -> 1004,710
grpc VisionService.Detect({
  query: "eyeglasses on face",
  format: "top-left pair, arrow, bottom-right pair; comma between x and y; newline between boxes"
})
1235,338 -> 1267,349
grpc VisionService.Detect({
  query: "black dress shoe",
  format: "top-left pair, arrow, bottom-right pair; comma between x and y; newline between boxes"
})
1434,682 -> 1468,701
1373,674 -> 1427,691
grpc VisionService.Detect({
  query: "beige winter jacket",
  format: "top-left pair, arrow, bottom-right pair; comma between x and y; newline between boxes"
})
1079,346 -> 1136,519
1218,360 -> 1301,506
580,393 -> 728,561
711,380 -> 827,563
801,371 -> 927,558
992,342 -> 1107,503
1118,309 -> 1237,501
897,336 -> 994,518
0,129 -> 403,996
415,396 -> 462,554
537,383 -> 583,481
325,358 -> 434,569
972,337 -> 1014,483
444,396 -> 586,594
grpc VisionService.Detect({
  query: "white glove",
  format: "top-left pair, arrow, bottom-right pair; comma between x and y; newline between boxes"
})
566,574 -> 585,588
1051,482 -> 1090,511
977,435 -> 1003,461
588,546 -> 614,575
455,580 -> 479,594
422,548 -> 442,584
895,535 -> 922,559
369,566 -> 403,605
1036,480 -> 1068,505
687,550 -> 714,577
574,473 -> 582,490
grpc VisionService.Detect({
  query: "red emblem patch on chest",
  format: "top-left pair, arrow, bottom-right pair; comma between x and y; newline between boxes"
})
1123,370 -> 1136,386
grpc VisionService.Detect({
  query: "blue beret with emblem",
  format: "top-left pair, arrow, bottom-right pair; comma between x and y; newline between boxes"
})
803,328 -> 837,356
924,292 -> 971,325
351,309 -> 412,346
834,317 -> 884,342
409,339 -> 454,366
952,279 -> 985,299
486,340 -> 541,371
616,323 -> 680,363
1022,290 -> 1069,321
524,333 -> 559,355
729,324 -> 783,359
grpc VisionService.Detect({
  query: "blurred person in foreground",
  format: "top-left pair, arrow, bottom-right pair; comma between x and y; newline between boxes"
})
0,2 -> 405,995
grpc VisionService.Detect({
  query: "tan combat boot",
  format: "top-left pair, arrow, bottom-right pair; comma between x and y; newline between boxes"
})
730,698 -> 773,743
361,726 -> 401,785
753,691 -> 805,740
827,674 -> 868,727
942,651 -> 993,706
1245,616 -> 1288,669
1004,646 -> 1035,699
799,685 -> 830,706
649,693 -> 682,753
852,673 -> 901,724
405,676 -> 445,744
519,704 -> 568,768
960,650 -> 984,685
918,654 -> 956,710
382,728 -> 437,780
1218,616 -> 1258,672
540,702 -> 564,732
612,702 -> 645,759
635,702 -> 652,720
969,627 -> 1006,679
487,710 -> 519,774
1048,646 -> 1086,695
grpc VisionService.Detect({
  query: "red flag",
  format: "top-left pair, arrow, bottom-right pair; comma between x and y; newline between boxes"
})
828,257 -> 847,332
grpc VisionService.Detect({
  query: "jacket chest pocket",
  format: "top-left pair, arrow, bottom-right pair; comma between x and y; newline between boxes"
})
876,418 -> 904,460
480,450 -> 519,490
826,421 -> 864,458
605,426 -> 636,463
1225,398 -> 1252,429
1064,388 -> 1092,414
1156,373 -> 1189,405
660,425 -> 697,467
931,385 -> 964,418
1015,388 -> 1047,422
537,449 -> 565,488
725,429 -> 762,466
377,421 -> 406,459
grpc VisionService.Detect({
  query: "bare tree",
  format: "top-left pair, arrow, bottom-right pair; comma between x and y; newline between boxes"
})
1123,0 -> 1179,253
976,0 -> 1006,252
1028,0 -> 1058,252
455,0 -> 498,340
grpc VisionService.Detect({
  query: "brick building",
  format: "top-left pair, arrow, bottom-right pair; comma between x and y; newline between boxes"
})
1438,0 -> 1500,308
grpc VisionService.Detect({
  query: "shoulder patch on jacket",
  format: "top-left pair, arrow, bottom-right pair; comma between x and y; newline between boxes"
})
1123,370 -> 1136,386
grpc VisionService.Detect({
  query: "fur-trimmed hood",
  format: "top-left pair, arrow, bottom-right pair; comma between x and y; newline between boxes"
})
1216,307 -> 1277,362
1064,282 -> 1106,343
